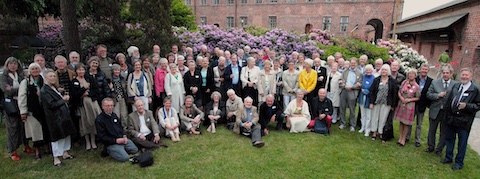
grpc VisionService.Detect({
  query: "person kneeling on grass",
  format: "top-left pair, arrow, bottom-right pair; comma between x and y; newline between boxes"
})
96,98 -> 138,162
259,94 -> 284,135
310,88 -> 333,134
233,97 -> 265,148
127,100 -> 167,151
157,97 -> 181,142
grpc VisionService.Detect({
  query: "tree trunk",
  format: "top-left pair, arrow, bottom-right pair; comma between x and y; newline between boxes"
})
60,0 -> 81,54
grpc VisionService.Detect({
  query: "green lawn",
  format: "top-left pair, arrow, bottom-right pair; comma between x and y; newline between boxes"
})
0,114 -> 479,179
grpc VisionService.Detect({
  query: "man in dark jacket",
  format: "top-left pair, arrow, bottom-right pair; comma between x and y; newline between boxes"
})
407,64 -> 432,147
259,94 -> 284,135
311,89 -> 333,133
441,68 -> 480,170
96,98 -> 138,162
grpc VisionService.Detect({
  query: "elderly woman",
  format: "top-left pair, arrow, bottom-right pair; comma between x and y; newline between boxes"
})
150,53 -> 161,70
179,95 -> 204,135
258,60 -> 277,105
184,60 -> 203,107
284,89 -> 311,133
110,64 -> 128,127
164,63 -> 186,112
142,56 -> 155,86
115,53 -> 133,79
298,58 -> 317,103
41,70 -> 76,167
358,65 -> 375,136
282,60 -> 299,109
166,53 -> 175,64
241,57 -> 261,106
395,69 -> 421,146
86,56 -> 111,106
325,62 -> 342,123
0,57 -> 28,161
295,53 -> 306,71
369,64 -> 398,142
273,60 -> 284,105
176,55 -> 188,75
70,63 -> 101,151
127,60 -> 152,111
18,63 -> 48,160
154,58 -> 169,108
213,57 -> 227,94
157,97 -> 181,142
205,91 -> 226,133
199,57 -> 214,108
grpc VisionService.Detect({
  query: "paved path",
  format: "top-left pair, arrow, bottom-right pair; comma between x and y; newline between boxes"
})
468,112 -> 480,155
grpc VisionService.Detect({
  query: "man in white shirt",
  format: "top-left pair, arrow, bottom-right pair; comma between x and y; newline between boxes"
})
127,100 -> 167,151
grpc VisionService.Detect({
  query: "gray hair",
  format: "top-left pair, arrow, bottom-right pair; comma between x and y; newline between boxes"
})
115,53 -> 126,61
442,64 -> 454,73
359,55 -> 368,60
327,55 -> 335,61
111,64 -> 121,71
380,64 -> 391,76
127,46 -> 139,56
177,55 -> 185,61
211,91 -> 222,100
247,57 -> 255,63
265,94 -> 275,100
27,63 -> 41,76
420,63 -> 429,69
296,89 -> 306,94
227,89 -> 236,96
364,64 -> 374,72
408,68 -> 418,77
185,95 -> 194,102
244,96 -> 253,103
159,58 -> 168,64
304,58 -> 313,67
54,55 -> 68,63
69,51 -> 80,59
134,99 -> 145,106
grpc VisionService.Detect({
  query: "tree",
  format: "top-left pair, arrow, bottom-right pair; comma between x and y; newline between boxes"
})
60,0 -> 81,53
171,0 -> 196,30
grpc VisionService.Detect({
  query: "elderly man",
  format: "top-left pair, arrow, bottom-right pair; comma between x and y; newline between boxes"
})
334,52 -> 342,62
357,55 -> 368,73
233,97 -> 265,148
407,63 -> 433,147
426,65 -> 459,155
441,68 -> 480,170
127,46 -> 140,64
339,58 -> 362,131
224,54 -> 242,96
213,57 -> 226,93
67,51 -> 81,71
152,45 -> 161,55
96,98 -> 138,162
127,100 -> 166,151
237,49 -> 247,67
171,44 -> 179,62
226,89 -> 244,129
34,54 -> 49,77
313,58 -> 327,97
259,94 -> 284,135
243,46 -> 251,60
373,59 -> 384,77
311,88 -> 333,134
54,55 -> 76,94
95,44 -> 113,80
337,58 -> 346,73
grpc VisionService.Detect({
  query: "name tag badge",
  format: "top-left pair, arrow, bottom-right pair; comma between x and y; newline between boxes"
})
109,64 -> 112,67
113,119 -> 118,123
463,93 -> 469,97
146,118 -> 150,122
136,80 -> 140,83
4,98 -> 11,103
366,81 -> 370,84
195,75 -> 199,78
272,106 -> 276,109
325,108 -> 329,111
74,82 -> 79,85
250,113 -> 252,115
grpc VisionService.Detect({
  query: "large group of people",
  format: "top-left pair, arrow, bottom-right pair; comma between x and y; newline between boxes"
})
0,43 -> 479,171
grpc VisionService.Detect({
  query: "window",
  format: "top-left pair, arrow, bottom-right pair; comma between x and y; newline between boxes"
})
227,0 -> 235,4
270,0 -> 277,2
200,0 -> 207,5
340,16 -> 349,32
322,16 -> 331,31
256,0 -> 263,3
200,17 -> 207,26
185,0 -> 192,5
307,0 -> 315,2
325,0 -> 332,2
227,17 -> 234,28
241,0 -> 248,3
213,0 -> 220,5
287,0 -> 297,2
240,16 -> 248,27
269,16 -> 277,28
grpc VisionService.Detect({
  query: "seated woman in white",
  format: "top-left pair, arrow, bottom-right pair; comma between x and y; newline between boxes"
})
284,89 -> 311,133
157,97 -> 181,142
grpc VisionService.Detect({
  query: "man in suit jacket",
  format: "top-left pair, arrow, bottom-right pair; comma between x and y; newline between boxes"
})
259,94 -> 284,135
67,51 -> 81,71
127,100 -> 167,151
426,65 -> 459,155
339,58 -> 363,131
441,68 -> 480,170
407,64 -> 433,147
312,58 -> 328,98
311,89 -> 333,133
233,97 -> 264,148
223,56 -> 242,97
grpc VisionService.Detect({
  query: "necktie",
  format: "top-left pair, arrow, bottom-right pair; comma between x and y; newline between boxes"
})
444,81 -> 448,91
451,85 -> 463,108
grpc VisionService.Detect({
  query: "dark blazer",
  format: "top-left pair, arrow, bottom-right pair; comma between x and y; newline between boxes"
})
426,79 -> 459,119
127,110 -> 160,138
204,100 -> 227,123
310,97 -> 333,119
392,73 -> 406,106
313,66 -> 328,93
368,76 -> 398,106
41,85 -> 76,142
183,69 -> 203,95
444,82 -> 480,130
259,100 -> 283,121
96,112 -> 124,146
85,69 -> 111,103
223,64 -> 242,89
415,76 -> 433,112
69,77 -> 88,109
200,67 -> 215,91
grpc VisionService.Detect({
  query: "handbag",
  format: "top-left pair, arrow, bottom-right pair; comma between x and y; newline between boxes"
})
3,98 -> 19,115
131,152 -> 154,167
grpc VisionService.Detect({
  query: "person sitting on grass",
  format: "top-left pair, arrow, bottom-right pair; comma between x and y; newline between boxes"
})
127,100 -> 167,151
179,95 -> 204,135
225,89 -> 244,130
157,97 -> 181,142
284,89 -> 311,133
96,98 -> 138,162
259,94 -> 285,135
233,97 -> 265,148
310,88 -> 333,134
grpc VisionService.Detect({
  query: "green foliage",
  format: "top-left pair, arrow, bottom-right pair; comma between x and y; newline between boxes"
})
0,0 -> 60,19
321,37 -> 390,64
171,0 -> 197,30
438,52 -> 451,63
11,48 -> 37,66
0,15 -> 38,36
243,25 -> 270,36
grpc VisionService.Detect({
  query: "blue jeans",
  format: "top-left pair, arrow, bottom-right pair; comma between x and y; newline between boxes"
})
107,139 -> 139,162
445,125 -> 470,169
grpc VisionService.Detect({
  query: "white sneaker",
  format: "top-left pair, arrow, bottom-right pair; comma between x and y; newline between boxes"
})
339,124 -> 345,129
350,127 -> 355,132
364,132 -> 369,137
358,129 -> 364,133
332,119 -> 337,124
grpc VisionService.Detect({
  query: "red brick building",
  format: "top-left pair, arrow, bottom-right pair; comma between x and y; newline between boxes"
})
395,0 -> 480,83
186,0 -> 403,41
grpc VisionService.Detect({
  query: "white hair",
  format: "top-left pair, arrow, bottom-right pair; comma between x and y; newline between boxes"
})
69,51 -> 79,58
327,55 -> 335,61
127,46 -> 139,57
159,58 -> 168,64
244,96 -> 253,103
227,89 -> 236,96
365,64 -> 374,72
201,45 -> 207,50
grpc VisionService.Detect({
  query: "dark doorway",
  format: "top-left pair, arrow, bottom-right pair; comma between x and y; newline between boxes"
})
367,19 -> 384,41
305,24 -> 312,34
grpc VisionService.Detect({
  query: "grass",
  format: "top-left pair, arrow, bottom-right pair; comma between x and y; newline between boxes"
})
0,112 -> 479,179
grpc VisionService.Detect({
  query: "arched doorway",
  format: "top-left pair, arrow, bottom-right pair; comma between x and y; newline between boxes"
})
366,19 -> 383,42
305,24 -> 312,34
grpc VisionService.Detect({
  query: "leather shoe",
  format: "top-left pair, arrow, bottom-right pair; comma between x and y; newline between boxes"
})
440,159 -> 453,164
253,141 -> 265,148
415,142 -> 421,147
425,148 -> 434,153
451,165 -> 462,170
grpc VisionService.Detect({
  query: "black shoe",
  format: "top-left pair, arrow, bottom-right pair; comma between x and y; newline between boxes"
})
451,165 -> 462,170
435,151 -> 442,157
405,139 -> 410,143
415,142 -> 421,147
440,159 -> 453,164
425,148 -> 434,153
53,162 -> 64,167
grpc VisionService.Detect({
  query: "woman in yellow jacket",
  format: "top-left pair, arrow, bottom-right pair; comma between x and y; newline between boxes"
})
298,59 -> 317,103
